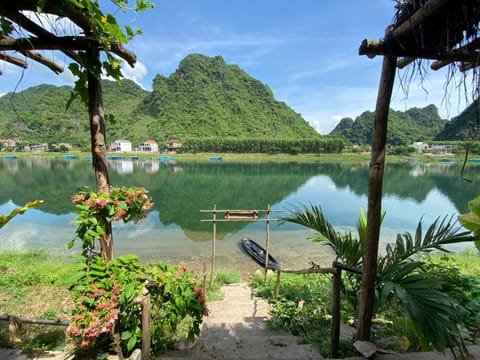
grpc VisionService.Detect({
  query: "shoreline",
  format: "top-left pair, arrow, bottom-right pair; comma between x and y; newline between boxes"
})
0,151 -> 463,164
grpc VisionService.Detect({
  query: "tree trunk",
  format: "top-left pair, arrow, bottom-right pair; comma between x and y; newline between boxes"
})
87,49 -> 113,262
356,54 -> 397,340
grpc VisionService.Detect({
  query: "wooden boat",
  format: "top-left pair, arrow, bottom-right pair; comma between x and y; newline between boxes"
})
240,236 -> 280,270
439,158 -> 457,163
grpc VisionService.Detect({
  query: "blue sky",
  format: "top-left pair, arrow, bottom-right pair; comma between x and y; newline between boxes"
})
0,1 -> 474,134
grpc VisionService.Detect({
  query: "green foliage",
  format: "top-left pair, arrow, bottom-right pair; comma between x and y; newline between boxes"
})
458,195 -> 480,251
0,200 -> 43,229
423,254 -> 480,339
0,81 -> 148,149
281,204 -> 478,354
67,255 -> 207,356
436,99 -> 480,141
251,272 -> 353,358
55,0 -> 153,109
180,137 -> 345,154
67,184 -> 206,356
331,105 -> 449,146
0,250 -> 72,295
0,54 -> 320,147
69,186 -> 154,256
388,145 -> 416,155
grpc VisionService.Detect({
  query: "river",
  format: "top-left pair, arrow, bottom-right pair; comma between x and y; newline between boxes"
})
0,156 -> 478,273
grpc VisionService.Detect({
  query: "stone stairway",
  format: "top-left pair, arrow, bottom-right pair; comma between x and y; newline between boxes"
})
160,282 -> 322,359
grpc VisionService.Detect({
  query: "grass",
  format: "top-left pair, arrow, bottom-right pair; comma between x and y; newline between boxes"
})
0,250 -> 243,351
3,247 -> 479,355
0,250 -> 75,350
249,249 -> 480,357
207,268 -> 243,301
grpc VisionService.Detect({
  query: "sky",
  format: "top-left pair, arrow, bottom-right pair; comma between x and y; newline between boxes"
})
0,1 -> 476,134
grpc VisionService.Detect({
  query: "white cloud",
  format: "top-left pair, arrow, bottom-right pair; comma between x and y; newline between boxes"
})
130,31 -> 284,76
21,11 -> 82,36
121,60 -> 148,87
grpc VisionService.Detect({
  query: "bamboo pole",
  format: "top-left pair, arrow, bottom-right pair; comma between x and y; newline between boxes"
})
264,204 -> 271,282
330,268 -> 341,358
357,53 -> 397,341
210,205 -> 217,288
141,293 -> 151,360
274,269 -> 281,298
0,315 -> 69,326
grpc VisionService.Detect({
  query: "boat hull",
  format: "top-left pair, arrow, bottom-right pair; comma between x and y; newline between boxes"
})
240,236 -> 280,270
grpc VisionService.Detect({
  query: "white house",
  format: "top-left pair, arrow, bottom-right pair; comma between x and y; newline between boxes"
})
112,139 -> 132,152
138,140 -> 159,153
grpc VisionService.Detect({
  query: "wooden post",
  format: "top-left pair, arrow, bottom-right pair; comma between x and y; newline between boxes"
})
264,204 -> 271,282
141,292 -> 151,360
87,48 -> 113,262
274,270 -> 281,299
330,267 -> 342,358
210,205 -> 217,288
357,52 -> 397,341
203,261 -> 207,296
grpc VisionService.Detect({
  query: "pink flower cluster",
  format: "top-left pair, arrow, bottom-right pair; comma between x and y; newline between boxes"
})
67,281 -> 121,349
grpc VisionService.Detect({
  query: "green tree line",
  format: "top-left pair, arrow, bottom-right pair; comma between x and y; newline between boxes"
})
178,137 -> 345,154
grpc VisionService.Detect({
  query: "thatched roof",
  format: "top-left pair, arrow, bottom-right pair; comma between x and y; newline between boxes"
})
359,0 -> 480,72
0,1 -> 136,75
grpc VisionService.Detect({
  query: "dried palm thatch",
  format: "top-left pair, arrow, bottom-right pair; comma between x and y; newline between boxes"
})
360,0 -> 480,70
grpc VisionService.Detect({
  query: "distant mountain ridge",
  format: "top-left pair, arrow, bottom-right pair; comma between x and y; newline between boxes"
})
435,99 -> 480,141
330,104 -> 450,146
0,54 -> 319,149
0,53 -> 476,149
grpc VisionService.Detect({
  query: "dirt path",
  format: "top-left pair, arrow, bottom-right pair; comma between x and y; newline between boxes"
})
161,282 -> 322,360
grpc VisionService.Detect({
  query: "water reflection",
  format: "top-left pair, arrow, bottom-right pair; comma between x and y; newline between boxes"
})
0,157 -> 478,268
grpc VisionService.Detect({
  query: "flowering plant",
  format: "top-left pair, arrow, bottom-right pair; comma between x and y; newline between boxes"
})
66,255 -> 143,353
69,186 -> 154,255
66,255 -> 207,356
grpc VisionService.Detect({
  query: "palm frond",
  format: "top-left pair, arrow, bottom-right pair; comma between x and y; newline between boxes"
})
384,215 -> 475,266
281,204 -> 363,266
377,262 -> 462,352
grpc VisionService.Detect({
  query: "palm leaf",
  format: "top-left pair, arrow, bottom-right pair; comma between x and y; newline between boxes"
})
383,215 -> 476,267
281,204 -> 362,267
377,262 -> 461,352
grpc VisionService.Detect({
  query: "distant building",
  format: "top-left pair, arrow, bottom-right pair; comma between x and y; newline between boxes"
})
410,142 -> 456,154
0,139 -> 16,150
112,139 -> 132,152
411,142 -> 428,152
138,140 -> 159,153
30,143 -> 49,152
167,138 -> 182,152
430,144 -> 455,154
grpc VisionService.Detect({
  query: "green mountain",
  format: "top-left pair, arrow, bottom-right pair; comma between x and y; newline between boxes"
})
0,80 -> 149,149
0,54 -> 319,149
124,54 -> 319,142
435,99 -> 480,141
330,104 -> 448,146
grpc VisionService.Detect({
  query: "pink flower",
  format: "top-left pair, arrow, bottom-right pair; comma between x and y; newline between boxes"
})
95,199 -> 107,208
113,209 -> 127,221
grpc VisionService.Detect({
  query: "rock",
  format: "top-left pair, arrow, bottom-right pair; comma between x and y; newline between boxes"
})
128,349 -> 141,360
353,340 -> 377,358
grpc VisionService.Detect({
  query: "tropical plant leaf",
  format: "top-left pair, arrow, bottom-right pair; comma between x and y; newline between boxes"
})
377,265 -> 461,352
281,204 -> 362,266
383,215 -> 475,267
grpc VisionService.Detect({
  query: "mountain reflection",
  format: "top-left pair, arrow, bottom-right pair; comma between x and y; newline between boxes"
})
1,157 -> 479,239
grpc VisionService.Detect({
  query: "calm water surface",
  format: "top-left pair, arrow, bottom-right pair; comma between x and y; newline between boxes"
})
1,156 -> 479,273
